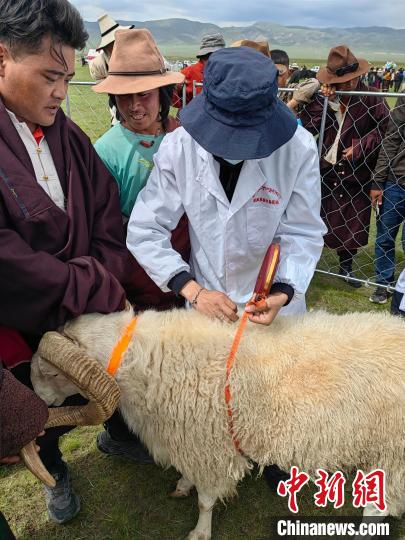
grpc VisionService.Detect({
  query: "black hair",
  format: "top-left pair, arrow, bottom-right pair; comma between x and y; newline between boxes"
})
159,84 -> 174,128
0,0 -> 88,66
109,84 -> 175,129
269,49 -> 290,68
197,53 -> 211,62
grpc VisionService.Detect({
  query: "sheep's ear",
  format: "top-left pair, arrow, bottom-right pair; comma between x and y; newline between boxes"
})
37,356 -> 61,377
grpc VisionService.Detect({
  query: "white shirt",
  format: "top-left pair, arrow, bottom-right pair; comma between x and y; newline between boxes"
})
127,126 -> 326,313
324,99 -> 348,166
6,109 -> 65,210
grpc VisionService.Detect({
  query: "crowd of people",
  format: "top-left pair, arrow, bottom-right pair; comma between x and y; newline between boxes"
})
0,1 -> 404,538
366,66 -> 404,92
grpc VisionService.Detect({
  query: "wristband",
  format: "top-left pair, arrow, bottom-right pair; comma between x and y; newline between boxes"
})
191,287 -> 205,306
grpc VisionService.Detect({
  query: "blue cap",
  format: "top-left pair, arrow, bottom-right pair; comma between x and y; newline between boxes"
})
179,46 -> 297,160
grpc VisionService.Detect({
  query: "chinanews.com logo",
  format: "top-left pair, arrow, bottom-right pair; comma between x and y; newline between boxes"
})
269,467 -> 395,538
273,518 -> 392,538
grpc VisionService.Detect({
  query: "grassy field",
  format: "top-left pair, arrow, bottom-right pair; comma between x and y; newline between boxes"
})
0,60 -> 404,540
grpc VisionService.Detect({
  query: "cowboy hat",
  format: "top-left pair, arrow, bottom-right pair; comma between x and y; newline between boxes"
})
93,29 -> 184,95
179,47 -> 296,160
317,45 -> 369,85
96,13 -> 134,51
231,39 -> 270,57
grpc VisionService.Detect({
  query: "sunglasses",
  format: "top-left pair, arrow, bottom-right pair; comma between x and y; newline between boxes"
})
334,62 -> 359,77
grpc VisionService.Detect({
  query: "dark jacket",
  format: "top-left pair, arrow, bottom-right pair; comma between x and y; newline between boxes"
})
372,96 -> 405,189
300,83 -> 390,249
0,98 -> 127,336
0,363 -> 48,458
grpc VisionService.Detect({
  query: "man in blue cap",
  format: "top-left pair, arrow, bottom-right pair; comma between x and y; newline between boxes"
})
127,46 -> 325,325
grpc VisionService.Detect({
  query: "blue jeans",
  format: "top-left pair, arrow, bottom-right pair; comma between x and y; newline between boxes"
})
374,182 -> 405,285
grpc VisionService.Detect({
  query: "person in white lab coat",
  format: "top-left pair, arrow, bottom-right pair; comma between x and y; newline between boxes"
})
127,46 -> 326,326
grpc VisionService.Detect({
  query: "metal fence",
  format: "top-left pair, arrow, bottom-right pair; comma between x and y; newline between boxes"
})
66,81 -> 405,297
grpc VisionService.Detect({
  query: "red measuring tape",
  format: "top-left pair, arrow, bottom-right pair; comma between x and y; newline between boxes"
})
224,243 -> 280,453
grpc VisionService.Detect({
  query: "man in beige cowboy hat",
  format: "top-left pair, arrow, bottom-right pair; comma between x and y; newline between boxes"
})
89,13 -> 134,82
300,45 -> 390,287
89,14 -> 135,124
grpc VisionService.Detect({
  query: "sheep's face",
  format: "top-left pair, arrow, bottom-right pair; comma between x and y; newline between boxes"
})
31,352 -> 81,406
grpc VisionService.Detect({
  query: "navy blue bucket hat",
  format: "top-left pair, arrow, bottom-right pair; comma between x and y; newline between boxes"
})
179,46 -> 297,160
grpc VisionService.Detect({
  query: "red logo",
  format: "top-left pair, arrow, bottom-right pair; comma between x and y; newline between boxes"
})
276,468 -> 386,513
352,469 -> 386,512
277,466 -> 310,513
252,185 -> 281,206
314,469 -> 346,509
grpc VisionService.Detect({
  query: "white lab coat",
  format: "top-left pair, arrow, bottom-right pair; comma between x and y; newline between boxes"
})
395,268 -> 405,311
127,126 -> 326,314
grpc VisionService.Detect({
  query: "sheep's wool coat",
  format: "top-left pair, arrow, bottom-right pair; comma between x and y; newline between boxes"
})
64,308 -> 405,512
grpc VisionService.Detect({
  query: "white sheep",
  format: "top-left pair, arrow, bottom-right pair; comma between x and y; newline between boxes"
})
31,307 -> 405,540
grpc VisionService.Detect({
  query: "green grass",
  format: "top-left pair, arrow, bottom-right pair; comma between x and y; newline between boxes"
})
1,375 -> 404,540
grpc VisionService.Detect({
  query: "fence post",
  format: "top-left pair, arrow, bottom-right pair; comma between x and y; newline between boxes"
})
65,91 -> 71,119
182,83 -> 187,108
192,80 -> 197,98
317,96 -> 328,157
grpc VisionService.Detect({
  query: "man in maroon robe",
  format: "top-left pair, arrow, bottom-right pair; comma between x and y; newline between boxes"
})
299,46 -> 390,287
0,0 -> 145,525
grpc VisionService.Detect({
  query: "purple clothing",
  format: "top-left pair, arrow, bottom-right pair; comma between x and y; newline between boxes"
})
299,84 -> 390,250
0,98 -> 127,335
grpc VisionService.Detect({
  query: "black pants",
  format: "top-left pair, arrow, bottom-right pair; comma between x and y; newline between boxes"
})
337,249 -> 358,270
0,511 -> 16,540
11,363 -> 136,470
391,290 -> 405,317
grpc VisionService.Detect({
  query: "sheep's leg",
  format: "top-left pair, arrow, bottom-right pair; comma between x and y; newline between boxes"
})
187,490 -> 216,540
169,475 -> 194,498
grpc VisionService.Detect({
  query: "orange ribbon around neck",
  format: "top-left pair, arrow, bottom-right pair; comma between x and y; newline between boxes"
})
224,243 -> 280,454
106,317 -> 138,376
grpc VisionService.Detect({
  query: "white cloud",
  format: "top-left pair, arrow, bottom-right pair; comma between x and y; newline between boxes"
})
70,0 -> 405,28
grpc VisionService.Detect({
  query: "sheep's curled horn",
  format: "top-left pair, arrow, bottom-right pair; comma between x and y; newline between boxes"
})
20,331 -> 120,486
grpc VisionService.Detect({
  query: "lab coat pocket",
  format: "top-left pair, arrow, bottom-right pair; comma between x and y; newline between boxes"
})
246,205 -> 281,250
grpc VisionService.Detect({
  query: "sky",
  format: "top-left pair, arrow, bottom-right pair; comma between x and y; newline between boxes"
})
70,0 -> 405,29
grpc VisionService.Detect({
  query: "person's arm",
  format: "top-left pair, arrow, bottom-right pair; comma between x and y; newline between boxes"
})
0,222 -> 125,333
246,131 -> 326,325
371,97 -> 405,205
298,94 -> 325,135
0,141 -> 126,334
87,143 -> 128,283
352,96 -> 391,168
88,53 -> 108,82
127,137 -> 238,322
287,78 -> 321,113
126,139 -> 190,291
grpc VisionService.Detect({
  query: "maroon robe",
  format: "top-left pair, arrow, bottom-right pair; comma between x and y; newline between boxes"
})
0,98 -> 127,337
300,84 -> 390,250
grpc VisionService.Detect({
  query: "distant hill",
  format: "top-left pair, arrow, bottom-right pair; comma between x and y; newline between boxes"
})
84,18 -> 405,61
